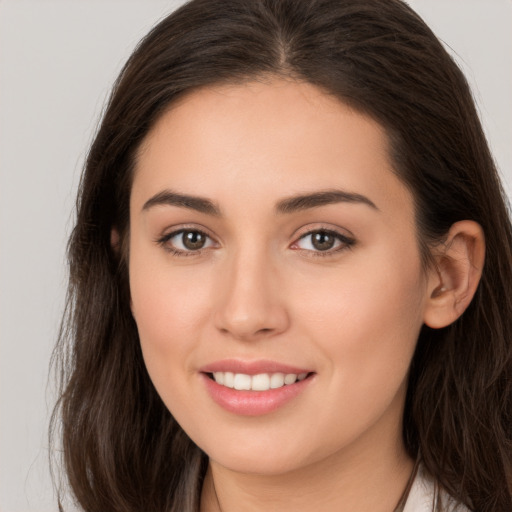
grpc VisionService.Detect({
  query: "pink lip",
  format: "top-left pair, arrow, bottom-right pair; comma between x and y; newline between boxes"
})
199,359 -> 312,375
199,359 -> 315,416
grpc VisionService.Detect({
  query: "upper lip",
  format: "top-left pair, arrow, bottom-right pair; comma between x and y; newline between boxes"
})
199,359 -> 313,376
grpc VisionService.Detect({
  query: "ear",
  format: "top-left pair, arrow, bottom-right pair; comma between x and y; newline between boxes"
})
111,228 -> 120,253
423,220 -> 485,329
111,228 -> 135,314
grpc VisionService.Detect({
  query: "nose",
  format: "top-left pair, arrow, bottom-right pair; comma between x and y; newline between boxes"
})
213,249 -> 290,341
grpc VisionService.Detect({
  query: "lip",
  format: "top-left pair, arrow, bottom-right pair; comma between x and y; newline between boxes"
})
199,358 -> 312,375
199,359 -> 315,416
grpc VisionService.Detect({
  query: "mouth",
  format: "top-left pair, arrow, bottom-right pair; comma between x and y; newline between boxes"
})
204,371 -> 312,391
199,360 -> 316,416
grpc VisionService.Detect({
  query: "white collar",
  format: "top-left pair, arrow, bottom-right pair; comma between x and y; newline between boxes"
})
402,464 -> 471,512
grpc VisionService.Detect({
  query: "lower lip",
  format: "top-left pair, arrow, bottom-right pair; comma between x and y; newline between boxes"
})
201,373 -> 314,416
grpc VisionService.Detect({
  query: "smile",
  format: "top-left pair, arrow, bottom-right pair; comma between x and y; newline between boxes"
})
210,371 -> 309,391
200,360 -> 315,416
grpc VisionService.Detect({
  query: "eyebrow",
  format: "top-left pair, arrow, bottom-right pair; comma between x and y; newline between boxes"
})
142,190 -> 221,216
142,188 -> 378,215
275,189 -> 378,213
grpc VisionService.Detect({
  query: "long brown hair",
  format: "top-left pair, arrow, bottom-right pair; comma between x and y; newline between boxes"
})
50,0 -> 512,510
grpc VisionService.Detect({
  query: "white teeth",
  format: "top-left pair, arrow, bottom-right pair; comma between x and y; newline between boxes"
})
284,373 -> 297,385
224,372 -> 235,388
270,373 -> 285,388
234,373 -> 252,390
211,371 -> 309,391
251,373 -> 270,391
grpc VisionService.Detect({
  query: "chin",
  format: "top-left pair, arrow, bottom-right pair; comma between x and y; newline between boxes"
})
201,433 -> 330,477
212,452 -> 307,476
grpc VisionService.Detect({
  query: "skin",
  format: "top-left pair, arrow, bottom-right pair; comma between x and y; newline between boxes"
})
128,78 -> 484,511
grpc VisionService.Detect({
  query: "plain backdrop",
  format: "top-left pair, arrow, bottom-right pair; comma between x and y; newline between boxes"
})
1,1 -> 511,511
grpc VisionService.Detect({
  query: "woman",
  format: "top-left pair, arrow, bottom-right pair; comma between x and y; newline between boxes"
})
50,0 -> 512,510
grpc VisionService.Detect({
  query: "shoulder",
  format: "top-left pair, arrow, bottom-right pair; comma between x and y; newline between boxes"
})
402,464 -> 472,512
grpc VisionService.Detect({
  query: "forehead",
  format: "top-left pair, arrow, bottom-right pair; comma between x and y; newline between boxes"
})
132,79 -> 414,222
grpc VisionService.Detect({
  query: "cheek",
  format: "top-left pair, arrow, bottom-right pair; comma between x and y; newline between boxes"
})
295,244 -> 426,403
129,248 -> 214,381
271,252 -> 426,465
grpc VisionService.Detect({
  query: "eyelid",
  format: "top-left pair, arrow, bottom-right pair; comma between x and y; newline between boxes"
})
155,223 -> 356,258
292,223 -> 355,240
155,224 -> 218,256
290,225 -> 356,256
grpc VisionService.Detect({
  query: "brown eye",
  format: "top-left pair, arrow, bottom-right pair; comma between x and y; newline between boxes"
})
294,229 -> 355,255
182,230 -> 207,250
159,229 -> 215,254
311,232 -> 336,251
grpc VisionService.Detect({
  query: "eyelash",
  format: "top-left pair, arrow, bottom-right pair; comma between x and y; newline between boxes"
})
156,228 -> 214,258
156,227 -> 356,258
293,228 -> 356,258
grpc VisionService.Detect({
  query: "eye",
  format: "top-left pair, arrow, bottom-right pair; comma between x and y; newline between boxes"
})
158,229 -> 216,255
292,229 -> 355,255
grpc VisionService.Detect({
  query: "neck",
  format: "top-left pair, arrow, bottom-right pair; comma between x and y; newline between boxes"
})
200,418 -> 415,512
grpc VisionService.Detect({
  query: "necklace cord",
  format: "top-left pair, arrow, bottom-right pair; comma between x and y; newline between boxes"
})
393,456 -> 421,512
209,456 -> 420,512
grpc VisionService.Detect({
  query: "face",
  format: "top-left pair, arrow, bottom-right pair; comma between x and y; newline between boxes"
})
129,79 -> 432,475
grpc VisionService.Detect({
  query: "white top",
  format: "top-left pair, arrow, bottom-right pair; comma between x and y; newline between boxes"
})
403,465 -> 471,512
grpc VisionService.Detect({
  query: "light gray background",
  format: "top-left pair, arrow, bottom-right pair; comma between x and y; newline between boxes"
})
1,1 -> 511,511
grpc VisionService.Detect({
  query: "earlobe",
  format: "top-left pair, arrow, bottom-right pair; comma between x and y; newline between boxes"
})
110,228 -> 135,316
423,220 -> 485,329
111,228 -> 120,253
